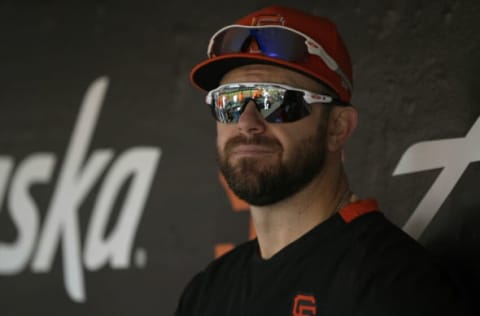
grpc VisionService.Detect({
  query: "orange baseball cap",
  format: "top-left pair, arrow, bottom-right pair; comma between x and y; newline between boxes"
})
190,5 -> 353,103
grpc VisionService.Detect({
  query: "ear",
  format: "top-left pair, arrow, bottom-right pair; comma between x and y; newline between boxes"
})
326,106 -> 358,152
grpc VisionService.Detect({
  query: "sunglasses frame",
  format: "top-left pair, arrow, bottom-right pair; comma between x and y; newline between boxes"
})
207,24 -> 353,94
206,82 -> 336,124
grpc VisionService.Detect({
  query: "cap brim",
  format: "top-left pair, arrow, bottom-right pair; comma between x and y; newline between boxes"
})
190,53 -> 334,93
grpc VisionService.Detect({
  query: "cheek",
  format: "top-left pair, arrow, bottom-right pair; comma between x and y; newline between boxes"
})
216,123 -> 234,149
273,122 -> 320,159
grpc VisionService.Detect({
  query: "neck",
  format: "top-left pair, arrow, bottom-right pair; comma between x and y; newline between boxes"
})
250,160 -> 351,259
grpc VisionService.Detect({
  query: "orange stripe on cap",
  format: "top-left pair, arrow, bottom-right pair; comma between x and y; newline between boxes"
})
339,199 -> 379,223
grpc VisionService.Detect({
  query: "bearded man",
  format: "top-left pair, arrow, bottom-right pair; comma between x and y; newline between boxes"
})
175,5 -> 473,316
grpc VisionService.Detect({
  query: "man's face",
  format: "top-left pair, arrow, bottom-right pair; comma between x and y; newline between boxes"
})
215,64 -> 332,206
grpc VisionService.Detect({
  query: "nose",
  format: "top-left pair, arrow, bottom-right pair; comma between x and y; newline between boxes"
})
237,101 -> 266,135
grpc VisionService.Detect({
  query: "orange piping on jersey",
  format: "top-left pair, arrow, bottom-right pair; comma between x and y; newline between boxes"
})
339,199 -> 379,223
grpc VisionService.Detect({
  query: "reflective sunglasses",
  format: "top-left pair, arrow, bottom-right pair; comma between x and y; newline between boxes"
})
207,25 -> 352,93
206,82 -> 336,124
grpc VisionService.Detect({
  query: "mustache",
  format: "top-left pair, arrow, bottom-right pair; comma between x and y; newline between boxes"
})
224,135 -> 283,154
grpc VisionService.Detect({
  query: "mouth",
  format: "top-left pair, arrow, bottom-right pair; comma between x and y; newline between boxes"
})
230,144 -> 278,158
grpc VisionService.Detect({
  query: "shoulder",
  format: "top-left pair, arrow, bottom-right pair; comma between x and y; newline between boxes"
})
333,201 -> 429,270
174,239 -> 256,314
344,211 -> 473,315
204,239 -> 257,276
348,210 -> 426,255
344,210 -> 442,277
190,238 -> 256,284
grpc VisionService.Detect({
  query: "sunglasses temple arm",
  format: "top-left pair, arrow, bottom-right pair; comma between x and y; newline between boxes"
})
304,38 -> 353,94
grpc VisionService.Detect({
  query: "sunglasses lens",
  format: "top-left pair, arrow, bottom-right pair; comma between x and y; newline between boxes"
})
210,27 -> 308,61
264,90 -> 310,123
208,85 -> 310,124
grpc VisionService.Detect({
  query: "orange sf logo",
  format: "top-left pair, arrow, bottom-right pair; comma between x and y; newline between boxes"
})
292,294 -> 317,316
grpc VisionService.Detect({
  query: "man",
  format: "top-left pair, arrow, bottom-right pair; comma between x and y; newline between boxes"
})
175,5 -> 473,316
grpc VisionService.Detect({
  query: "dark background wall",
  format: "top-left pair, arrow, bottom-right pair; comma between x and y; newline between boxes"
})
0,1 -> 479,315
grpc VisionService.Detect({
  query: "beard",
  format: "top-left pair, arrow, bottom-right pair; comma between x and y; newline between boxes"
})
217,121 -> 328,206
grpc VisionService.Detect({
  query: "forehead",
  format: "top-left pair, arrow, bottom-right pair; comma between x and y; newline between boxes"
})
220,64 -> 328,93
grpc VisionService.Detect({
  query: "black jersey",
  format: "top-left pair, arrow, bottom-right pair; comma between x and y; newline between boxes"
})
175,200 -> 472,316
